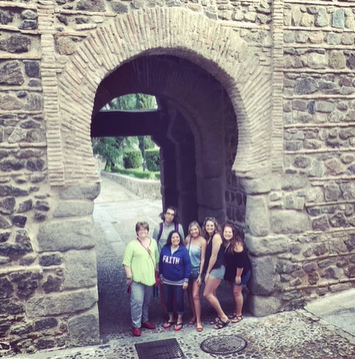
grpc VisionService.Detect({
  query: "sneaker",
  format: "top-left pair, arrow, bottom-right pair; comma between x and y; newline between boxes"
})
141,321 -> 155,329
132,327 -> 141,336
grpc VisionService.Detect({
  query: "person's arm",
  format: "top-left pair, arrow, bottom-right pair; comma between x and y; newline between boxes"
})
235,250 -> 246,284
197,238 -> 206,286
178,224 -> 185,242
182,248 -> 191,290
124,265 -> 133,286
122,242 -> 134,286
184,235 -> 190,247
205,234 -> 222,278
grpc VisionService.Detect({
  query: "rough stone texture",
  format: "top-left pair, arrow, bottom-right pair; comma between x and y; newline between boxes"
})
59,185 -> 100,201
67,309 -> 100,346
247,294 -> 283,317
245,234 -> 290,255
53,201 -> 94,218
63,249 -> 97,289
249,256 -> 277,295
271,210 -> 310,234
245,196 -> 270,236
26,288 -> 98,317
37,219 -> 96,252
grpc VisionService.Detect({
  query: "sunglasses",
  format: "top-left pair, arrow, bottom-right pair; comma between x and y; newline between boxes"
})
205,217 -> 216,221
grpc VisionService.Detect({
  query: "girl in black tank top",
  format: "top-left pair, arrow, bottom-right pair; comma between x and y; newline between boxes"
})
201,217 -> 230,329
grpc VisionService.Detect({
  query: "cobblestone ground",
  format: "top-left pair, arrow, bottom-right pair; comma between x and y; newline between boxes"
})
15,176 -> 355,359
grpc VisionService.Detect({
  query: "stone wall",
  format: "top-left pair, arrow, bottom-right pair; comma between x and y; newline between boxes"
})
0,0 -> 355,355
101,171 -> 161,200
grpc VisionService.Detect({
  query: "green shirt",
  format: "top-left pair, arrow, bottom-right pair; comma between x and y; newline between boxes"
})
122,238 -> 159,286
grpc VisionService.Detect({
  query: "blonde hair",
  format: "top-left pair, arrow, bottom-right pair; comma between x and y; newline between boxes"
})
188,221 -> 202,236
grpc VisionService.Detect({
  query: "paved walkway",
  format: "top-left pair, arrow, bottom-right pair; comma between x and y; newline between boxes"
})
13,176 -> 355,358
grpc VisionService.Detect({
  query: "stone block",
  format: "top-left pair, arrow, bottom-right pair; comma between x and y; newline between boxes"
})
244,234 -> 290,255
247,294 -> 282,316
37,219 -> 95,252
248,256 -> 276,295
59,184 -> 101,201
282,174 -> 308,191
307,53 -> 327,69
329,50 -> 346,69
332,9 -> 345,29
68,308 -> 100,346
53,201 -> 94,218
270,210 -> 309,234
63,249 -> 97,289
315,8 -> 329,27
245,195 -> 269,236
240,174 -> 280,195
26,287 -> 98,317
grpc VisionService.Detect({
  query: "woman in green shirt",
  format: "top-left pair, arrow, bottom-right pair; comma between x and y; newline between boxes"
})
123,221 -> 159,337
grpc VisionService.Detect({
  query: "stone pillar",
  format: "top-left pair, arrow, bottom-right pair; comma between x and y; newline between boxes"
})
168,113 -> 198,231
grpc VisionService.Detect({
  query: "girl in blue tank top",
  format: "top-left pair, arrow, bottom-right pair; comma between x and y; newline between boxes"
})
184,221 -> 206,332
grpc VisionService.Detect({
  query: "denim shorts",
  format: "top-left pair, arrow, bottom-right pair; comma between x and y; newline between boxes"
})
190,268 -> 200,281
234,270 -> 251,287
209,265 -> 225,280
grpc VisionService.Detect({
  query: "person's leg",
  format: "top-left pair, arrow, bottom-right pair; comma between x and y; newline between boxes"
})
174,285 -> 184,331
163,284 -> 175,323
203,276 -> 228,323
232,284 -> 243,321
192,280 -> 202,329
174,285 -> 184,317
142,284 -> 153,324
187,279 -> 196,323
160,282 -> 167,313
130,281 -> 144,328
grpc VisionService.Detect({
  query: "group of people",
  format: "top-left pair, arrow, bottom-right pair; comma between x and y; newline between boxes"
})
122,206 -> 252,337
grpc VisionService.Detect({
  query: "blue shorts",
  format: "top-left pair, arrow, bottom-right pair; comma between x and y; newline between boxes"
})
209,265 -> 225,280
234,270 -> 251,287
190,268 -> 200,281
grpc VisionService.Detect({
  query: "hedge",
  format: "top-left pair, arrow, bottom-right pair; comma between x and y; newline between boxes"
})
111,167 -> 160,180
145,149 -> 160,172
123,150 -> 141,169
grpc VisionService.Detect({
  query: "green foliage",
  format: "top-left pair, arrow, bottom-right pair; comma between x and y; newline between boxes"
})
105,93 -> 157,111
92,137 -> 121,170
123,150 -> 141,169
95,93 -> 159,171
145,149 -> 160,172
111,167 -> 160,180
144,136 -> 155,150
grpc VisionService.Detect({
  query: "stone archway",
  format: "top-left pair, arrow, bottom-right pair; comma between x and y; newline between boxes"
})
52,8 -> 273,187
34,6 -> 275,349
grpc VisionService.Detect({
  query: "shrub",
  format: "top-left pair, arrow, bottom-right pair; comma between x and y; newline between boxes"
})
145,149 -> 160,172
123,150 -> 141,169
111,167 -> 158,180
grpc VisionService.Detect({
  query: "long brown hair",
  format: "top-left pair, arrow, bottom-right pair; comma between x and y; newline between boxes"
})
222,223 -> 243,253
202,217 -> 222,240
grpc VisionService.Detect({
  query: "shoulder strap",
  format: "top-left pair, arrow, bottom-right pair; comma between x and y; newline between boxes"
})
175,222 -> 179,232
157,222 -> 163,242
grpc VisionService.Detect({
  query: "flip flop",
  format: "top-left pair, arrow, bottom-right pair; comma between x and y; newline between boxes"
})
188,319 -> 196,325
213,319 -> 229,330
231,315 -> 243,323
196,325 -> 203,332
163,321 -> 176,329
174,323 -> 183,331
